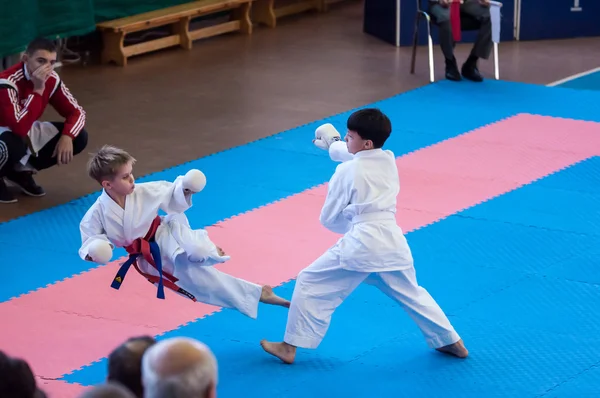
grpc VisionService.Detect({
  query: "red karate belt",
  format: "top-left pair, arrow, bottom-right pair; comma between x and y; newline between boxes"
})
111,215 -> 196,301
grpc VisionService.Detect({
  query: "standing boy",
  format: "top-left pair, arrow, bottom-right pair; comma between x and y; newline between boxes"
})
261,109 -> 468,363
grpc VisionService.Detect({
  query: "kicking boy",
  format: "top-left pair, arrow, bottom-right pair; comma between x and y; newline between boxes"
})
261,108 -> 468,363
78,145 -> 289,319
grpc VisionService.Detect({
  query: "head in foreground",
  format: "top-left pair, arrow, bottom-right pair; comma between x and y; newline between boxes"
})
88,145 -> 137,197
78,382 -> 135,398
345,108 -> 392,154
108,335 -> 157,398
0,350 -> 47,398
142,337 -> 218,398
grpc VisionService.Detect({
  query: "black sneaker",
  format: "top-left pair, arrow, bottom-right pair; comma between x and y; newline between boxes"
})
5,171 -> 46,197
0,179 -> 17,203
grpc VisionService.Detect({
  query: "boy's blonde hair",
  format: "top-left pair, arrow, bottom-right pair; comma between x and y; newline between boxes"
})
87,145 -> 136,184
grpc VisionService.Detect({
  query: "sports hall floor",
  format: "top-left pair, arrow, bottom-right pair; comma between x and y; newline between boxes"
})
1,1 -> 600,397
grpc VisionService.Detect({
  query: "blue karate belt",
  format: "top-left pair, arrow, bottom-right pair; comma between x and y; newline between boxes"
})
110,216 -> 196,302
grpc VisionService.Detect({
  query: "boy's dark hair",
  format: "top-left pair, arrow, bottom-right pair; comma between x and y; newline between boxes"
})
346,108 -> 392,148
25,37 -> 57,55
107,336 -> 157,398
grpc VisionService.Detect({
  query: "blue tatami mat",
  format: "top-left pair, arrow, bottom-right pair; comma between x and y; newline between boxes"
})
62,156 -> 600,397
2,79 -> 600,302
555,69 -> 600,92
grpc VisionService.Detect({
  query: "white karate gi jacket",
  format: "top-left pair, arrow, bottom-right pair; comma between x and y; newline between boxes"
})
322,141 -> 414,272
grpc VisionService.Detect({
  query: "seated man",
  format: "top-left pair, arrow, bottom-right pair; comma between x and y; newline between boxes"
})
429,0 -> 492,82
0,37 -> 88,203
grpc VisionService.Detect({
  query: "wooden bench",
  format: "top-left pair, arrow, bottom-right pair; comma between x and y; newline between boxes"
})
251,0 -> 352,28
97,0 -> 255,66
252,0 -> 322,28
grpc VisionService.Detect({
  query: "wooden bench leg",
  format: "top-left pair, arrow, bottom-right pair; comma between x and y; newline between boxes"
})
232,2 -> 253,34
174,16 -> 193,50
252,0 -> 276,28
101,30 -> 127,66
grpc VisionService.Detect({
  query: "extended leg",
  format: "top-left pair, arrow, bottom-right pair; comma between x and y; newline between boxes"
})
367,268 -> 468,358
261,247 -> 369,364
173,260 -> 274,319
165,217 -> 290,311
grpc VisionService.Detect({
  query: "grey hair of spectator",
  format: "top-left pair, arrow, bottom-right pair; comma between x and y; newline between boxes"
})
141,337 -> 218,398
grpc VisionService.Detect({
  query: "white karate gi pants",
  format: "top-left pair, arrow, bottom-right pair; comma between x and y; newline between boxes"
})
172,262 -> 264,319
148,214 -> 264,319
283,247 -> 461,349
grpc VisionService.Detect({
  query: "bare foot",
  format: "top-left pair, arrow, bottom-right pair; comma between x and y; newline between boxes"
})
260,340 -> 296,364
436,339 -> 469,358
260,285 -> 290,308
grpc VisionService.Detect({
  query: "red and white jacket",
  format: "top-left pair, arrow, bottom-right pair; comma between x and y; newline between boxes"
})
0,62 -> 86,139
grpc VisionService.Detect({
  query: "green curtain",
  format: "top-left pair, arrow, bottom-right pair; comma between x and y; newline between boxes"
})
0,0 -> 202,58
0,0 -> 96,58
92,0 -> 192,22
0,0 -> 40,58
37,0 -> 96,39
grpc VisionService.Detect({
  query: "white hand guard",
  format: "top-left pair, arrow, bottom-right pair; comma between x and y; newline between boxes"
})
183,169 -> 207,193
88,240 -> 113,264
313,123 -> 342,150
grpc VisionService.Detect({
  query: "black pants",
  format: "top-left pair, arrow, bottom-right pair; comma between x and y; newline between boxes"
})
0,122 -> 88,177
428,0 -> 492,62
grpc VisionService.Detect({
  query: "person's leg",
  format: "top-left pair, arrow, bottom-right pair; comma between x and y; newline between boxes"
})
173,260 -> 267,319
7,122 -> 88,196
0,131 -> 28,203
27,122 -> 89,171
261,247 -> 370,364
163,214 -> 290,311
460,0 -> 492,81
428,1 -> 461,81
366,268 -> 468,358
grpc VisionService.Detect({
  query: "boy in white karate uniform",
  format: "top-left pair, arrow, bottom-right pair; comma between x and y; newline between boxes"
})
261,109 -> 468,363
79,145 -> 289,319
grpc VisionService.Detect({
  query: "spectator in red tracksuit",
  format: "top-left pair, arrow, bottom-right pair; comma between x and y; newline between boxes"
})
0,37 -> 88,203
